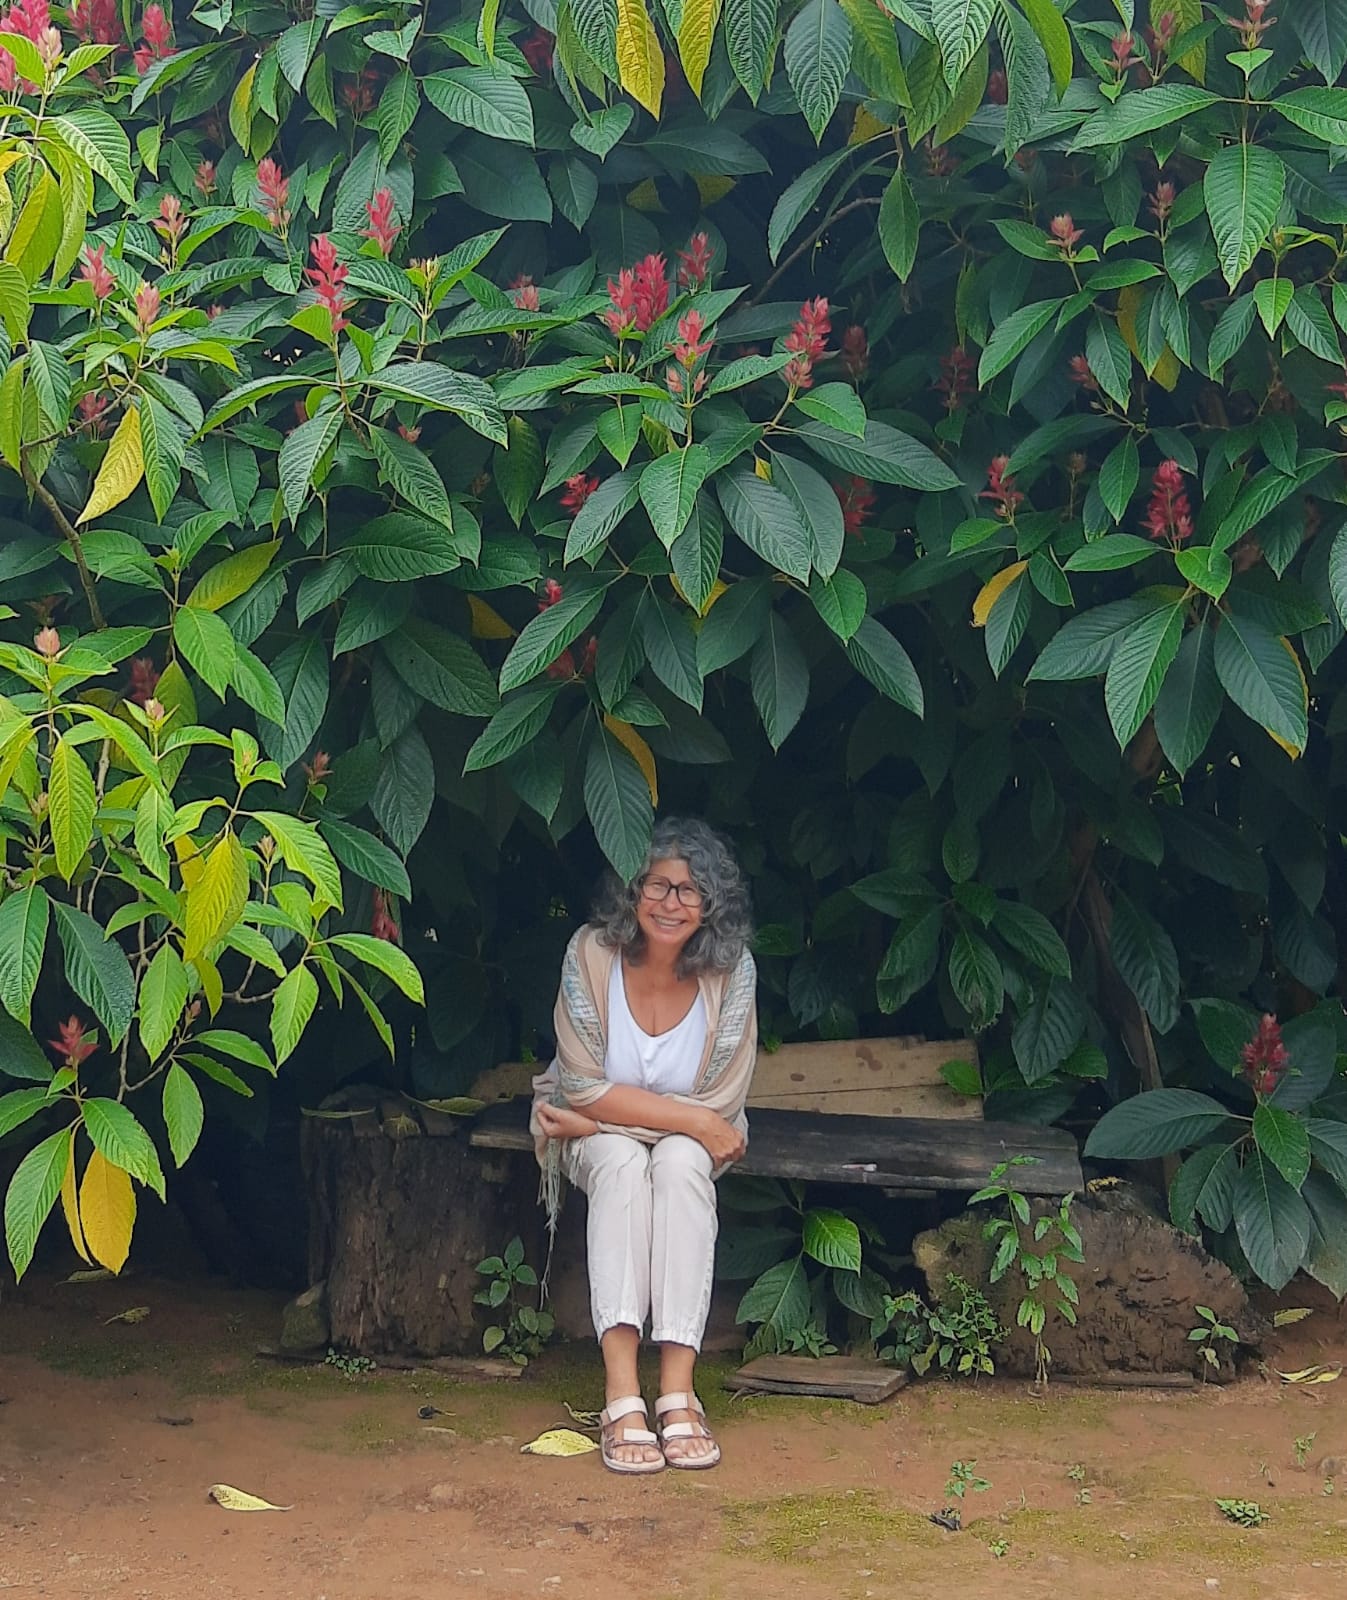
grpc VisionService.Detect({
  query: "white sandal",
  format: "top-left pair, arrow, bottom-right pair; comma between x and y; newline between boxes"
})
599,1395 -> 664,1475
655,1391 -> 721,1470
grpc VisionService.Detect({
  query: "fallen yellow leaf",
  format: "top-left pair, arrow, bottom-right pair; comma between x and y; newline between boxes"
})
103,1306 -> 150,1325
1272,1307 -> 1312,1328
209,1484 -> 293,1511
1274,1364 -> 1342,1385
519,1429 -> 599,1457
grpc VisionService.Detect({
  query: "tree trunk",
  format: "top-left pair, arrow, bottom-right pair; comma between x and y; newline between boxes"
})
300,1094 -> 545,1356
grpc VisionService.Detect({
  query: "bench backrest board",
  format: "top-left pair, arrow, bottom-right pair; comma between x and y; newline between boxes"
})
470,1035 -> 980,1122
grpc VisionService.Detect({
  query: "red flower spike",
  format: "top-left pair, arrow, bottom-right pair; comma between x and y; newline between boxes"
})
834,477 -> 877,538
78,391 -> 111,436
545,650 -> 576,681
979,456 -> 1025,519
34,626 -> 62,658
1068,354 -> 1099,391
677,231 -> 713,291
0,0 -> 51,90
511,273 -> 541,312
361,188 -> 401,256
134,281 -> 161,334
1225,0 -> 1276,49
1143,459 -> 1194,544
540,578 -> 565,609
603,268 -> 638,335
305,234 -> 350,333
1149,181 -> 1177,223
580,636 -> 598,677
133,2 -> 174,72
370,888 -> 401,945
80,244 -> 115,301
561,475 -> 599,515
783,296 -> 831,390
632,254 -> 670,332
520,27 -> 554,76
986,69 -> 1008,105
934,346 -> 975,411
153,193 -> 186,247
127,655 -> 160,706
302,750 -> 332,786
194,160 -> 217,198
70,0 -> 123,46
841,324 -> 869,382
1240,1013 -> 1290,1098
256,157 -> 290,231
1050,214 -> 1084,253
48,1016 -> 97,1068
1110,30 -> 1142,74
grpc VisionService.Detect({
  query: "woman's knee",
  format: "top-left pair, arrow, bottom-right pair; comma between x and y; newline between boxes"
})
582,1133 -> 651,1190
651,1134 -> 715,1188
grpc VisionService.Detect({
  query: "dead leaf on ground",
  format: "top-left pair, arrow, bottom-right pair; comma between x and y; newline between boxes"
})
65,1268 -> 114,1283
209,1484 -> 293,1512
563,1402 -> 603,1431
104,1306 -> 150,1325
520,1429 -> 599,1458
1273,1308 -> 1313,1328
1274,1364 -> 1342,1385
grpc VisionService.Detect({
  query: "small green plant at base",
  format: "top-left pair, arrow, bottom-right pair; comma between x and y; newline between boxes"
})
946,1460 -> 991,1501
1189,1307 -> 1238,1376
324,1348 -> 375,1379
1216,1499 -> 1269,1527
876,1276 -> 1004,1378
1294,1433 -> 1317,1469
988,1536 -> 1010,1558
1066,1463 -> 1086,1484
971,1158 -> 1083,1388
475,1237 -> 554,1367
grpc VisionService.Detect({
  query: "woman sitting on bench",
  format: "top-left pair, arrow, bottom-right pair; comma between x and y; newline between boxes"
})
531,817 -> 758,1474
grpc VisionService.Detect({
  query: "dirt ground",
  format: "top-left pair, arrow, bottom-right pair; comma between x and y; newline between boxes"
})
2,1273 -> 1346,1600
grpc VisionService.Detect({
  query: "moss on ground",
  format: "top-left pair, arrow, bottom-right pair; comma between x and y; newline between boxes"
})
723,1489 -> 945,1563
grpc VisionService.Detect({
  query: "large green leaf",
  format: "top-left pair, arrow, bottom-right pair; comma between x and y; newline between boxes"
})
52,902 -> 136,1046
570,0 -> 620,76
371,726 -> 435,854
0,1010 -> 52,1081
724,0 -> 780,100
270,962 -> 319,1067
717,467 -> 812,581
1028,595 -> 1170,682
382,619 -> 498,716
1012,978 -> 1085,1084
278,409 -> 343,526
771,452 -> 845,578
977,298 -> 1062,386
783,0 -> 853,142
1169,1143 -> 1239,1234
993,899 -> 1070,978
1153,621 -> 1221,775
338,512 -> 464,582
584,727 -> 654,881
1103,598 -> 1184,749
1109,891 -> 1180,1034
319,818 -> 411,899
1291,3 -> 1347,84
367,364 -> 507,444
5,1129 -> 69,1280
932,0 -> 995,88
0,884 -> 49,1026
670,493 -> 725,615
1302,1171 -> 1347,1299
1212,610 -> 1308,756
499,580 -> 611,692
1070,84 -> 1220,150
750,612 -> 809,750
1017,0 -> 1071,94
794,418 -> 960,490
83,1097 -> 165,1197
878,166 -> 921,282
735,1253 -> 810,1337
1204,142 -> 1285,290
842,616 -> 923,715
767,145 -> 853,263
639,445 -> 712,549
464,684 -> 564,772
137,943 -> 188,1064
162,1063 -> 204,1168
565,468 -> 643,562
1234,1149 -> 1311,1290
423,65 -> 535,145
1253,1103 -> 1311,1190
640,598 -> 703,709
802,1207 -> 862,1271
948,925 -> 1003,1030
1084,1088 -> 1236,1160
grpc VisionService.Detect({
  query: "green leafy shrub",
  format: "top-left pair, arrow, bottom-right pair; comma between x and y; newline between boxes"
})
3,2 -> 1347,1293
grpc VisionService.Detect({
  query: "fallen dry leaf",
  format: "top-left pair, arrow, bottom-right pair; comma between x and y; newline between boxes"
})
520,1429 -> 599,1458
1274,1364 -> 1342,1385
103,1306 -> 150,1325
1272,1308 -> 1313,1328
208,1484 -> 293,1512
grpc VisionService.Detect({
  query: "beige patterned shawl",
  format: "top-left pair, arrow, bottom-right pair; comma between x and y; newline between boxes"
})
530,924 -> 758,1226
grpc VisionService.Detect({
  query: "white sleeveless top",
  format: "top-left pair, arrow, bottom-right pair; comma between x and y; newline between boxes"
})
603,959 -> 707,1095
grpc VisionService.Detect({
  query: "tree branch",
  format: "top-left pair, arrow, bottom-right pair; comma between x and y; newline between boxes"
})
751,197 -> 883,307
22,459 -> 106,629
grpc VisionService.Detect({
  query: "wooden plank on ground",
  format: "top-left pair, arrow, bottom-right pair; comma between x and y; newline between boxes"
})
472,1035 -> 981,1119
725,1354 -> 908,1404
467,1102 -> 1082,1195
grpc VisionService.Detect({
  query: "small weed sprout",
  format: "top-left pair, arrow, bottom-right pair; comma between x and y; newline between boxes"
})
946,1460 -> 991,1500
475,1236 -> 555,1367
988,1536 -> 1010,1558
1216,1498 -> 1268,1527
1189,1306 -> 1238,1376
971,1157 -> 1083,1387
324,1348 -> 376,1378
1293,1433 -> 1317,1469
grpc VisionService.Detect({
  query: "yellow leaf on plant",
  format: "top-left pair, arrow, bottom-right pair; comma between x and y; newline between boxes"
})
78,405 -> 145,524
670,575 -> 728,616
615,0 -> 664,117
971,560 -> 1028,628
693,174 -> 735,207
185,541 -> 281,612
850,104 -> 889,145
1117,285 -> 1179,392
182,829 -> 249,965
60,1130 -> 91,1265
519,1428 -> 599,1457
173,833 -> 205,890
754,456 -> 772,482
1266,637 -> 1307,760
1171,0 -> 1206,83
209,1483 -> 293,1512
603,716 -> 658,806
229,61 -> 257,150
626,178 -> 664,212
677,0 -> 723,96
468,595 -> 516,639
79,1149 -> 136,1275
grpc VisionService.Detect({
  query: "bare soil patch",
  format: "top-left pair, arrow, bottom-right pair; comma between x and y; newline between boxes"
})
2,1272 -> 1346,1600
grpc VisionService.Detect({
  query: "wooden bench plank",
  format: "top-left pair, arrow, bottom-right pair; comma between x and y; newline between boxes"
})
468,1101 -> 1081,1196
470,1035 -> 981,1121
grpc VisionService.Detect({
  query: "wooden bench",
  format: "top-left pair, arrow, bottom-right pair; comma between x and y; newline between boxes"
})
468,1035 -> 1082,1197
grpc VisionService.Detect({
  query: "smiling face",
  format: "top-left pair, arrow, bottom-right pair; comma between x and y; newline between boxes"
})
634,855 -> 704,957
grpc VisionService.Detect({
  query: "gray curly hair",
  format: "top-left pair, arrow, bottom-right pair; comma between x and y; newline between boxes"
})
591,817 -> 752,976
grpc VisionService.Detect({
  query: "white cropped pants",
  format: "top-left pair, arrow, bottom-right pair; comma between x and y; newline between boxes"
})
564,1132 -> 717,1351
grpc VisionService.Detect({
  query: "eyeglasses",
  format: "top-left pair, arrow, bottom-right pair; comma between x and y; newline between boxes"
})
640,876 -> 704,908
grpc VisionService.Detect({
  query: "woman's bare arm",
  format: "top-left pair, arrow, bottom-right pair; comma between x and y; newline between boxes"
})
577,1082 -> 708,1136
